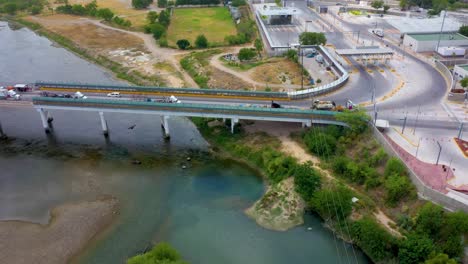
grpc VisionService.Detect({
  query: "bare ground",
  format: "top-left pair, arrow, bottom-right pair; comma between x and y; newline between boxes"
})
0,197 -> 119,264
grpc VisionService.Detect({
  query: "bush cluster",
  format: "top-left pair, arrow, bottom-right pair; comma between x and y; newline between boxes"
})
0,0 -> 44,15
144,9 -> 171,45
131,0 -> 153,9
175,0 -> 220,5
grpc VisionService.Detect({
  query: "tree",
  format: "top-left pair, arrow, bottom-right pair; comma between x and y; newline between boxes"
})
351,217 -> 396,262
293,162 -> 322,202
231,0 -> 246,6
303,130 -> 337,157
371,0 -> 384,9
97,8 -> 114,21
254,38 -> 263,56
132,0 -> 153,9
195,34 -> 208,48
384,157 -> 407,177
460,77 -> 468,89
415,202 -> 444,238
127,242 -> 187,264
310,185 -> 353,220
4,3 -> 17,15
176,39 -> 190,50
425,253 -> 457,264
158,9 -> 171,27
147,11 -> 158,24
459,25 -> 468,37
398,234 -> 434,264
238,48 -> 256,61
84,0 -> 98,16
31,5 -> 42,15
299,32 -> 327,45
71,4 -> 86,15
383,5 -> 390,13
150,23 -> 166,39
400,0 -> 409,10
335,109 -> 370,135
158,0 -> 168,7
384,174 -> 413,206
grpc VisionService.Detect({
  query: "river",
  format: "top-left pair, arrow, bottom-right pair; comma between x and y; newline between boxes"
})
0,21 -> 370,264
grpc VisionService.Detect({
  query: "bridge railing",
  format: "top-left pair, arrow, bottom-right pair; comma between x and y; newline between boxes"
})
32,97 -> 340,118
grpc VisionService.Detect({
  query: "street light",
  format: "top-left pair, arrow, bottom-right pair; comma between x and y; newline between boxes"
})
436,141 -> 442,166
435,10 -> 447,53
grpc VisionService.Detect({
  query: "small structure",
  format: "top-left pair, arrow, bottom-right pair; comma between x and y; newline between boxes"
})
257,4 -> 301,25
437,46 -> 466,57
403,33 -> 468,52
453,64 -> 468,79
316,6 -> 328,13
386,13 -> 461,35
335,47 -> 394,65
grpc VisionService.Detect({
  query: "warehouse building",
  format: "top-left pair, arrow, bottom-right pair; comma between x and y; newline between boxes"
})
402,33 -> 468,52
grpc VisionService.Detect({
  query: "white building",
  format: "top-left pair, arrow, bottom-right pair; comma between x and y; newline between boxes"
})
453,64 -> 468,79
403,33 -> 468,52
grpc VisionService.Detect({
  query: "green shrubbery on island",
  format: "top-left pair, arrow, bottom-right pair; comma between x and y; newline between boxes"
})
127,243 -> 187,264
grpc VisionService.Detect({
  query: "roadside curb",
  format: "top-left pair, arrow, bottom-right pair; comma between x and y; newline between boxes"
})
391,127 -> 419,147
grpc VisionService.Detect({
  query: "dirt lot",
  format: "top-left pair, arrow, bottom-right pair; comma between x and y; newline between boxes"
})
208,67 -> 255,90
249,58 -> 304,85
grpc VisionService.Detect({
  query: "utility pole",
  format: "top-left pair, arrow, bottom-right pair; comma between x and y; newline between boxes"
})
300,44 -> 304,90
415,137 -> 422,158
357,30 -> 360,43
436,141 -> 442,165
413,105 -> 421,135
458,122 -> 464,139
435,10 -> 447,52
373,102 -> 377,126
401,112 -> 408,134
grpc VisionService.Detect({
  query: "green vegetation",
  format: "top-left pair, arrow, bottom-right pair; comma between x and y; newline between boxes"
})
293,162 -> 321,202
254,38 -> 263,56
132,0 -> 153,9
231,0 -> 247,7
400,0 -> 468,13
0,0 -> 44,15
370,0 -> 384,9
460,76 -> 468,89
238,48 -> 256,61
143,9 -> 171,44
224,6 -> 259,45
299,32 -> 327,45
54,2 -> 132,27
175,0 -> 220,5
180,49 -> 221,87
167,8 -> 236,46
195,34 -> 208,48
176,39 -> 190,50
127,242 -> 187,264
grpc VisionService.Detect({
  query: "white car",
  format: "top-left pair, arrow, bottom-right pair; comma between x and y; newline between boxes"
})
107,92 -> 121,97
74,91 -> 87,99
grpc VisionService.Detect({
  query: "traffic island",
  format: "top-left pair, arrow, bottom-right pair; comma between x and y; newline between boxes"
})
454,138 -> 468,158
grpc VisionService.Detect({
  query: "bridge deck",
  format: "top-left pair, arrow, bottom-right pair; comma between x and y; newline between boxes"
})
33,97 -> 345,125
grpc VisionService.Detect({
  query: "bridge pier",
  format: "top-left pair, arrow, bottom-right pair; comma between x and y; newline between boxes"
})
38,108 -> 50,133
0,120 -> 5,138
231,118 -> 238,134
46,110 -> 53,123
302,120 -> 312,128
161,115 -> 170,139
99,112 -> 109,137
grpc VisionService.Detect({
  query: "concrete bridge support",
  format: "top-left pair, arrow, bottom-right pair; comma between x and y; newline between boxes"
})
302,120 -> 312,128
161,115 -> 170,139
99,112 -> 109,137
46,110 -> 53,123
231,118 -> 239,134
0,120 -> 5,138
38,108 -> 50,133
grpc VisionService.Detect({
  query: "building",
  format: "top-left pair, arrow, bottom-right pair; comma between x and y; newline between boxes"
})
453,64 -> 468,79
386,12 -> 461,35
257,4 -> 301,25
402,33 -> 468,52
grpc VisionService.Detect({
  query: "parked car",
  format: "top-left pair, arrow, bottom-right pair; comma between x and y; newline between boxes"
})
107,92 -> 121,97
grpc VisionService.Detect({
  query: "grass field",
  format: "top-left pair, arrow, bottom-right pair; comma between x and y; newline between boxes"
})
166,7 -> 237,46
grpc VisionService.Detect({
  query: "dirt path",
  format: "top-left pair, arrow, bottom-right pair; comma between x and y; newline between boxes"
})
244,121 -> 402,237
210,50 -> 304,90
82,19 -> 198,87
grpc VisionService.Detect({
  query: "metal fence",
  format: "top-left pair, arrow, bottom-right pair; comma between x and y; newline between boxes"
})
372,127 -> 468,213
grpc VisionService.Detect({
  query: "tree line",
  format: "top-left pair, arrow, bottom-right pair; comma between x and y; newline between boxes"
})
56,1 -> 132,27
0,0 -> 44,15
175,0 -> 220,6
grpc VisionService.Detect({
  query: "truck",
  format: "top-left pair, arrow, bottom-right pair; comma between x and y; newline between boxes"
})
312,100 -> 336,110
0,87 -> 21,100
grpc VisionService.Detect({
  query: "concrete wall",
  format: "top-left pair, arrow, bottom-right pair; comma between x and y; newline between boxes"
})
373,127 -> 468,213
404,35 -> 468,52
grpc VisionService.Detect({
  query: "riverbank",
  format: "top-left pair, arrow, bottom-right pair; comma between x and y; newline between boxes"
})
0,197 -> 119,264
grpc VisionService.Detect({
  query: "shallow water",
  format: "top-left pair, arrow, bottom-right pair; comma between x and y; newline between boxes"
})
0,20 -> 371,264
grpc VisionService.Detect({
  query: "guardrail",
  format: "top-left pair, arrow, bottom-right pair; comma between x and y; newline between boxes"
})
33,97 -> 343,120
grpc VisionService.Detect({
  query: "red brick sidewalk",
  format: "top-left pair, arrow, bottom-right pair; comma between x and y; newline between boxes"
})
384,134 -> 455,193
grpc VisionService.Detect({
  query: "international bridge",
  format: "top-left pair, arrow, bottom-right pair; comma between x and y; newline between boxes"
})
32,97 -> 347,139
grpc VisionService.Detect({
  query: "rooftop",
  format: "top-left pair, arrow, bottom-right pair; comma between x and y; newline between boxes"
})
456,64 -> 468,71
256,4 -> 301,16
407,33 -> 468,41
385,14 -> 461,34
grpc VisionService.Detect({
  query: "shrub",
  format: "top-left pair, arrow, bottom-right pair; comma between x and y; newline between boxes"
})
195,34 -> 208,48
127,242 -> 187,264
225,34 -> 248,45
132,0 -> 153,9
159,37 -> 168,47
331,156 -> 350,175
30,5 -> 42,14
147,11 -> 158,24
384,157 -> 406,177
415,203 -> 444,238
231,0 -> 246,6
299,32 -> 327,45
285,49 -> 298,62
97,8 -> 114,21
384,174 -> 413,206
238,48 -> 256,61
150,23 -> 166,39
368,147 -> 388,166
158,0 -> 168,7
293,162 -> 322,202
176,39 -> 190,50
351,217 -> 396,262
310,185 -> 353,220
398,234 -> 434,264
303,130 -> 337,158
158,9 -> 171,27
